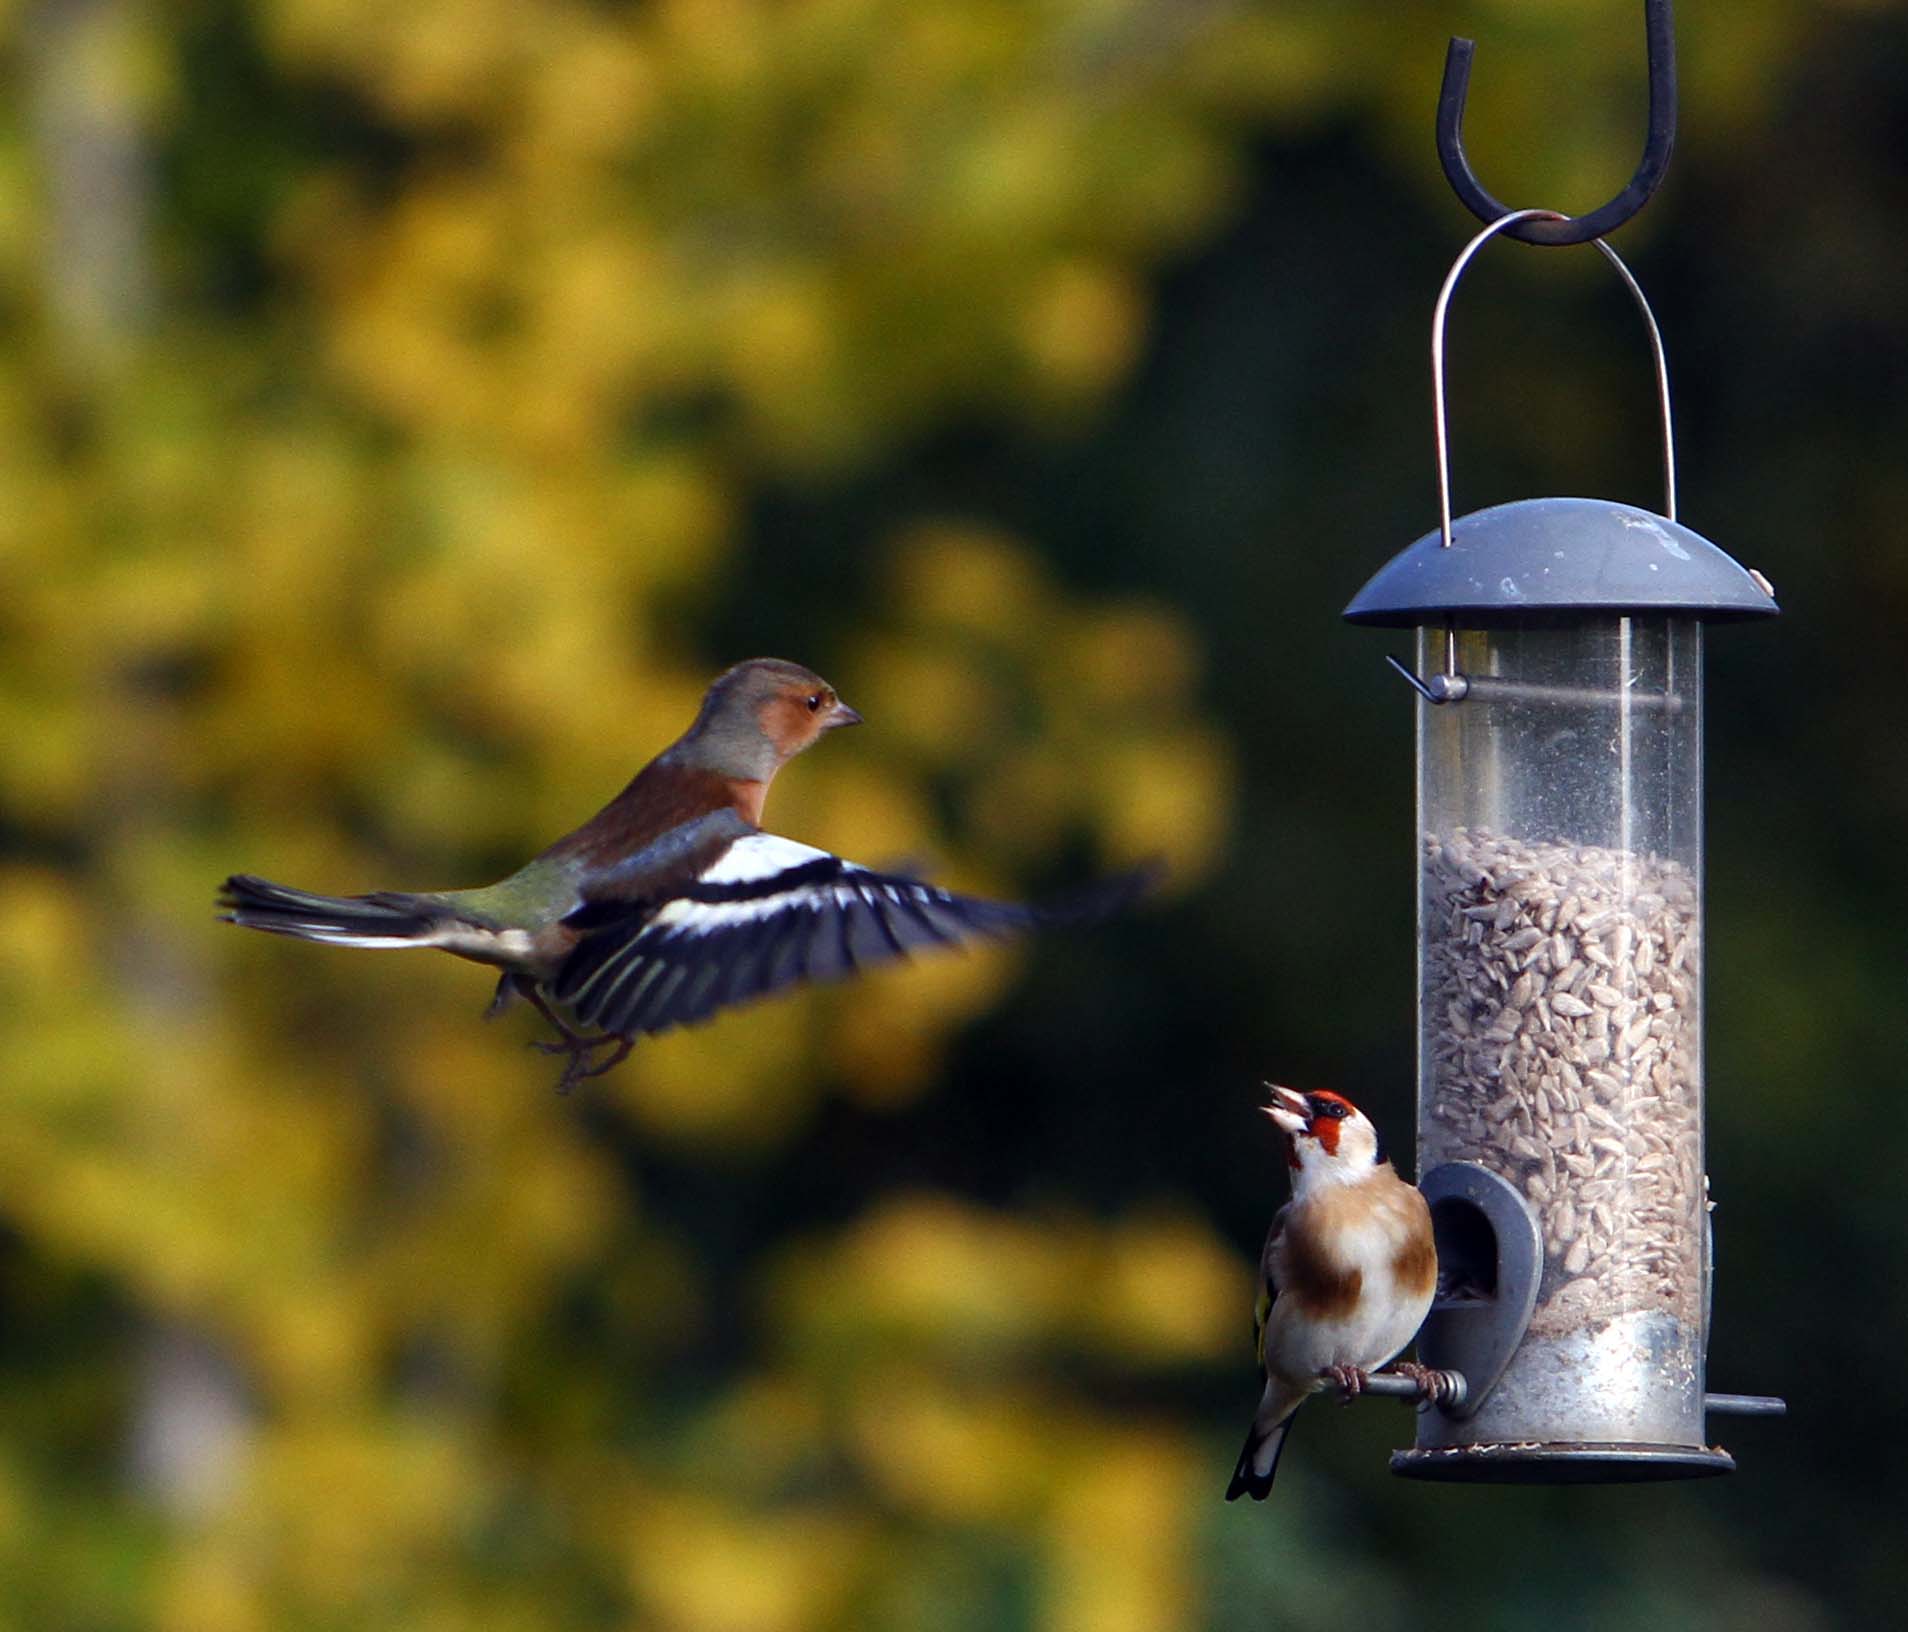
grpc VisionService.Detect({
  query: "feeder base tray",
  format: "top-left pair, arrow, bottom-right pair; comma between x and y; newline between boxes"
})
1390,1441 -> 1736,1484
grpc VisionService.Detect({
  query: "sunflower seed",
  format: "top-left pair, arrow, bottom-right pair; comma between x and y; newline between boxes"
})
1422,826 -> 1702,1343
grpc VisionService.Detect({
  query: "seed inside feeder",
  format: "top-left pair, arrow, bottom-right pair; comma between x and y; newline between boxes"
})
1423,825 -> 1702,1341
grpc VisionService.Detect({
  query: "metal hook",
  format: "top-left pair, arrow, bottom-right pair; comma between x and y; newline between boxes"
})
1437,0 -> 1678,247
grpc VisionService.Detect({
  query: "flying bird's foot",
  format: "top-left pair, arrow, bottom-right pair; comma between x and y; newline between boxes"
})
508,980 -> 630,1090
532,1030 -> 634,1093
1326,1365 -> 1368,1404
564,1034 -> 634,1091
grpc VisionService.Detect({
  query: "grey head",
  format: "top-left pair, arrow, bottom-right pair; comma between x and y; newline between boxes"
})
666,657 -> 862,781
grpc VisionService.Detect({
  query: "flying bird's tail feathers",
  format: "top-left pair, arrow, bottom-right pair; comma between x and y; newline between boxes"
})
218,874 -> 453,948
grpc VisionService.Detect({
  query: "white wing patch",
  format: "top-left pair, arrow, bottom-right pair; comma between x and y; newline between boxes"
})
639,833 -> 859,934
552,844 -> 1034,1038
691,831 -> 840,886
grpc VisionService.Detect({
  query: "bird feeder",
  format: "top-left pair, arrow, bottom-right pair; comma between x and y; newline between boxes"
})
1345,210 -> 1780,1481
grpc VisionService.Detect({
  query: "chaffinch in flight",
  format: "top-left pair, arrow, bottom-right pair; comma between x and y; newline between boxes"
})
221,658 -> 1150,1089
1225,1086 -> 1438,1500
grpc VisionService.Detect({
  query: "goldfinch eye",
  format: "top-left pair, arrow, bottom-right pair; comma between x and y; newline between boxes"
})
805,693 -> 825,712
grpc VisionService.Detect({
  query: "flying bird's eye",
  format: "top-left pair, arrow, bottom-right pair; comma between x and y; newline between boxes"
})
805,692 -> 825,712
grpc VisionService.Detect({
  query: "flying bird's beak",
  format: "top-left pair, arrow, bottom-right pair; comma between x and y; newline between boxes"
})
1262,1084 -> 1310,1137
824,700 -> 864,730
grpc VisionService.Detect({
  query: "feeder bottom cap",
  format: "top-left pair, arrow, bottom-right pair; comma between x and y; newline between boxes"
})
1390,1442 -> 1736,1485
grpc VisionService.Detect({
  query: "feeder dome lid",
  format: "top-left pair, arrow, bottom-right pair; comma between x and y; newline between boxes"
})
1343,497 -> 1780,627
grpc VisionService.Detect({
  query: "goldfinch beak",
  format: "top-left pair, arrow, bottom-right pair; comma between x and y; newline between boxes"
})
824,700 -> 863,730
1263,1084 -> 1310,1137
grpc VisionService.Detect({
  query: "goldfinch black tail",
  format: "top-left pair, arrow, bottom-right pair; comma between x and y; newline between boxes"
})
1224,1408 -> 1297,1502
218,874 -> 448,947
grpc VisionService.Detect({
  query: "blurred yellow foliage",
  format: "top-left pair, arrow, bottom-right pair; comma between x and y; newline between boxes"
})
632,1494 -> 870,1632
862,525 -> 1233,884
0,0 -> 1284,1626
1043,1429 -> 1204,1632
770,1193 -> 1246,1370
1090,1213 -> 1249,1364
846,1365 -> 1057,1523
750,1193 -> 1239,1629
0,0 -> 1861,1623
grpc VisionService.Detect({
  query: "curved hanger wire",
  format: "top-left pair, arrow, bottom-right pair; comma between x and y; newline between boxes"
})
1433,209 -> 1677,550
1437,0 -> 1677,247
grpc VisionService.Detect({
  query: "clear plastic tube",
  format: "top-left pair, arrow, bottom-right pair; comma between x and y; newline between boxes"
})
1416,616 -> 1707,1448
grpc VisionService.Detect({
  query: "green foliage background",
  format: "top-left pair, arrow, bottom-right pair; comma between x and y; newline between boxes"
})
0,1 -> 1896,1627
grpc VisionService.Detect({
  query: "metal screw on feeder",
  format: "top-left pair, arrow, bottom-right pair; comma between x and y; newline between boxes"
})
1343,207 -> 1783,1482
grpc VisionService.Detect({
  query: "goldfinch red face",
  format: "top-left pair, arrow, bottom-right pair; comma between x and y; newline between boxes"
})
1264,1085 -> 1382,1179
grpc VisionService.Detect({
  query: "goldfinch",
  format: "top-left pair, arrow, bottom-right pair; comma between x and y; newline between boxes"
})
1225,1085 -> 1438,1500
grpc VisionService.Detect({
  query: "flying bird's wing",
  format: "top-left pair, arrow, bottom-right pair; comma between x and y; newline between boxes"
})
550,833 -> 1045,1039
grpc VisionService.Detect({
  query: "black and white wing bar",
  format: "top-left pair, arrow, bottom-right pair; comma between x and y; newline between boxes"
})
551,834 -> 1041,1039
